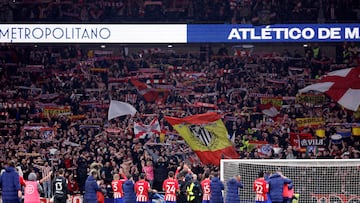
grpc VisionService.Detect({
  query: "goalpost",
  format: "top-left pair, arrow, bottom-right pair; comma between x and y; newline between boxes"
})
220,159 -> 360,203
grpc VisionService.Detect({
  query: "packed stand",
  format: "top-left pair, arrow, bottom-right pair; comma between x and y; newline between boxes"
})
0,42 -> 359,198
1,0 -> 359,24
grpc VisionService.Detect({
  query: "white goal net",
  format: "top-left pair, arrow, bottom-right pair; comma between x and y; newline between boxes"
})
220,159 -> 360,203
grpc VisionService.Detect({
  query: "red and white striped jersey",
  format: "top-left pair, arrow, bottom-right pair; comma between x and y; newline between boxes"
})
111,179 -> 126,198
125,94 -> 137,104
34,165 -> 52,181
135,180 -> 150,202
253,178 -> 268,201
201,178 -> 211,200
162,178 -> 179,202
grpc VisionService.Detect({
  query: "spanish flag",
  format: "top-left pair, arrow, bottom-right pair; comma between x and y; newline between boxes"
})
164,112 -> 239,165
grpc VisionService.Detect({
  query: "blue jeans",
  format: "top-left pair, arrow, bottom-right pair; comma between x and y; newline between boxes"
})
43,180 -> 52,198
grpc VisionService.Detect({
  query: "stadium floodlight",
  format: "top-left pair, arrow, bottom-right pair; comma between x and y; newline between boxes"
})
220,159 -> 360,203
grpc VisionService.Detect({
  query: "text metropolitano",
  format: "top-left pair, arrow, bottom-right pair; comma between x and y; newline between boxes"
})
0,26 -> 111,41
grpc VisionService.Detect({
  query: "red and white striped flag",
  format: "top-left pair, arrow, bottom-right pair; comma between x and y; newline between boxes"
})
299,67 -> 360,111
134,118 -> 161,139
131,79 -> 169,102
233,45 -> 254,57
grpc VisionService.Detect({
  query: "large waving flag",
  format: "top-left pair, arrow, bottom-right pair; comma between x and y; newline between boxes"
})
134,118 -> 161,139
131,79 -> 170,102
299,67 -> 360,111
131,79 -> 158,102
108,100 -> 137,120
164,112 -> 238,165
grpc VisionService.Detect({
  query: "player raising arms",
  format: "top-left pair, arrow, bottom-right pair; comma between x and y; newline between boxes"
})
134,173 -> 156,203
253,171 -> 269,203
162,171 -> 179,203
200,173 -> 211,203
111,170 -> 127,203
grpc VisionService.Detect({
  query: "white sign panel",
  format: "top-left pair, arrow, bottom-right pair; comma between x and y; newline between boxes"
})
0,24 -> 187,43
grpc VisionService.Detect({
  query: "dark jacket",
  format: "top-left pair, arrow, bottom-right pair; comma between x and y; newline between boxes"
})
0,166 -> 21,201
122,179 -> 136,203
154,162 -> 168,183
268,173 -> 292,203
84,175 -> 100,202
210,177 -> 224,203
177,179 -> 187,203
225,178 -> 243,203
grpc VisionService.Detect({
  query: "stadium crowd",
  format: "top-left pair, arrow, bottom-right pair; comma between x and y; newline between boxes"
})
0,1 -> 360,200
1,0 -> 359,24
0,41 -> 359,199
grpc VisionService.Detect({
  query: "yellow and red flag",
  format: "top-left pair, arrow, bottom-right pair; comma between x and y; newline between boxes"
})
164,112 -> 238,165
